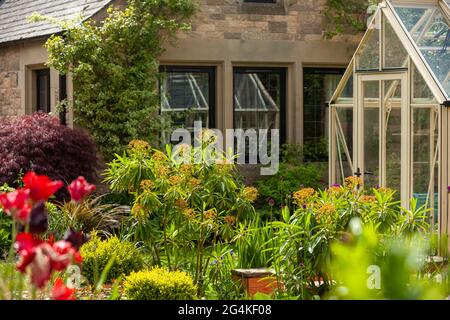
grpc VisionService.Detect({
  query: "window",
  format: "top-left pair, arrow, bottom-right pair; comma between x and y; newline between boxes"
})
59,74 -> 67,125
303,68 -> 345,161
233,67 -> 286,160
160,66 -> 216,141
35,69 -> 50,113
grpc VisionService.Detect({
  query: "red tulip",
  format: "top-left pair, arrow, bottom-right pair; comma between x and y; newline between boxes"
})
68,176 -> 96,202
51,278 -> 76,300
0,188 -> 32,222
15,233 -> 81,288
23,172 -> 63,202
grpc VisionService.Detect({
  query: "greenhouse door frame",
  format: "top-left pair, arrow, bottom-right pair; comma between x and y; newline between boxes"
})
355,72 -> 410,208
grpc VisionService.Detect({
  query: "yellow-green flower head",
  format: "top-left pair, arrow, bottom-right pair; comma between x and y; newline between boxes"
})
224,215 -> 236,226
174,199 -> 188,210
344,176 -> 363,189
315,204 -> 336,224
180,163 -> 193,174
198,129 -> 217,144
243,186 -> 258,202
151,150 -> 167,162
176,143 -> 192,156
188,178 -> 201,188
376,186 -> 394,194
155,164 -> 170,177
131,203 -> 149,222
182,208 -> 195,220
215,158 -> 233,171
360,195 -> 377,203
204,209 -> 217,220
169,175 -> 183,186
293,188 -> 316,206
140,179 -> 154,191
327,185 -> 342,195
128,139 -> 151,153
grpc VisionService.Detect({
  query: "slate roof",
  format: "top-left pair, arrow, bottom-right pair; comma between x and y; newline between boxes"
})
0,0 -> 112,44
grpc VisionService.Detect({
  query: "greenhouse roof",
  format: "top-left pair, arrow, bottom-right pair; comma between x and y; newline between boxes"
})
331,0 -> 450,104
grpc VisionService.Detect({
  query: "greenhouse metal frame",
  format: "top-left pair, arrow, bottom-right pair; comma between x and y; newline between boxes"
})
329,0 -> 450,238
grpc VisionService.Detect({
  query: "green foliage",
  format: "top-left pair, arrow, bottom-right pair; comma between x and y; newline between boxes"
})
327,218 -> 448,300
255,144 -> 327,209
103,137 -> 257,295
323,0 -> 379,39
234,216 -> 276,269
267,180 -> 431,298
302,139 -> 329,162
0,184 -> 14,259
32,0 -> 196,159
47,196 -> 126,238
204,245 -> 245,300
0,263 -> 26,300
255,163 -> 326,209
0,215 -> 12,259
80,235 -> 145,284
124,267 -> 197,300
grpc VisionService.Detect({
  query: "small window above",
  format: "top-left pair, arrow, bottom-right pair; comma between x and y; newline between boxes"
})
34,69 -> 50,114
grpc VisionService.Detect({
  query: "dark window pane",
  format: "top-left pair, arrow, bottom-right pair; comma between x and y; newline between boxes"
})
36,69 -> 50,113
160,67 -> 215,140
303,68 -> 345,161
233,67 -> 286,162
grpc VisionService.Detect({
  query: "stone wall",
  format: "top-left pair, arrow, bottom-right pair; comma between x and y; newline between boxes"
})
181,0 -> 350,42
0,44 -> 20,116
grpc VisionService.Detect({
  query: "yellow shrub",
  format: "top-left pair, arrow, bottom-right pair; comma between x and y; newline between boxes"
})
124,268 -> 197,300
80,235 -> 145,284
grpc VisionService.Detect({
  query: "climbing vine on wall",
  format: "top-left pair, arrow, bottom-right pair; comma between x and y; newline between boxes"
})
30,0 -> 196,160
324,0 -> 380,39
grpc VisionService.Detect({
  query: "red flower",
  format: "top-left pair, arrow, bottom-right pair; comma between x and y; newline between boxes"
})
51,278 -> 76,300
23,172 -> 63,202
68,176 -> 96,202
51,240 -> 83,271
0,188 -> 32,222
0,188 -> 29,211
15,233 -> 82,288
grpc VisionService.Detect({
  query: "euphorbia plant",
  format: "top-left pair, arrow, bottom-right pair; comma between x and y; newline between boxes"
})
0,172 -> 95,300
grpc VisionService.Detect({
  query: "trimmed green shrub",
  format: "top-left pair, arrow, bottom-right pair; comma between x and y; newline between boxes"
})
80,235 -> 145,284
124,268 -> 197,300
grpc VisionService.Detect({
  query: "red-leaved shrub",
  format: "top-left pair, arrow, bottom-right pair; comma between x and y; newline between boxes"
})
0,113 -> 98,198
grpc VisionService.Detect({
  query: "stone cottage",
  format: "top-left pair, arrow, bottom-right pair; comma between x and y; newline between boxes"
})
0,0 -> 361,151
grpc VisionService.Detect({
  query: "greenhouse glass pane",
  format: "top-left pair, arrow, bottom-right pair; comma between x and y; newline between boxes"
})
384,17 -> 408,68
336,75 -> 354,104
363,81 -> 380,189
384,80 -> 402,195
412,107 -> 439,227
357,29 -> 380,70
395,5 -> 450,97
335,108 -> 354,185
412,63 -> 438,104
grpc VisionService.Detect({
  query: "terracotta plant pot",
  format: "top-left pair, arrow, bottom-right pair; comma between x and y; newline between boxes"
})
231,268 -> 280,297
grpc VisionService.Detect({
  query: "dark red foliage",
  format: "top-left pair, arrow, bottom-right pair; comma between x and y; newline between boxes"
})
0,113 -> 98,199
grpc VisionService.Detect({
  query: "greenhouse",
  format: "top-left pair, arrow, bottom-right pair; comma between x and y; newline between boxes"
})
329,0 -> 450,236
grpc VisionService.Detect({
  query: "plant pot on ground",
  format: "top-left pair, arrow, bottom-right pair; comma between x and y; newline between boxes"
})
231,268 -> 281,297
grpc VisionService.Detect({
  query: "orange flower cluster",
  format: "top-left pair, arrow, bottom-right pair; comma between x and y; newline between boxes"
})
293,188 -> 316,206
